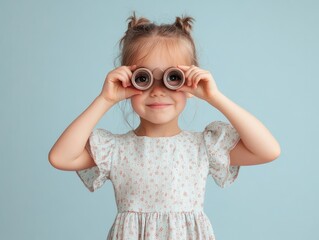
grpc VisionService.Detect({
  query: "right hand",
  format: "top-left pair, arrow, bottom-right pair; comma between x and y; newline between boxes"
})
99,65 -> 142,104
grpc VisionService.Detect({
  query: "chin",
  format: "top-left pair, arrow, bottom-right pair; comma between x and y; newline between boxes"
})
144,118 -> 173,125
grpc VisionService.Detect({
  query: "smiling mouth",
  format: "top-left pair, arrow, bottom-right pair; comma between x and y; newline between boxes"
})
147,103 -> 172,109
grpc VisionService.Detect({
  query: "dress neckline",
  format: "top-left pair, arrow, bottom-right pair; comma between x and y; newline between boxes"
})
129,129 -> 186,139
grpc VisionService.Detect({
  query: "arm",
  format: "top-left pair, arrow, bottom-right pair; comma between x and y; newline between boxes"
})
48,65 -> 141,171
48,96 -> 115,170
177,65 -> 281,166
208,91 -> 281,166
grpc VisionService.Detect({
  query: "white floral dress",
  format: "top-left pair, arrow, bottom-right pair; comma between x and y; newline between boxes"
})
76,121 -> 241,240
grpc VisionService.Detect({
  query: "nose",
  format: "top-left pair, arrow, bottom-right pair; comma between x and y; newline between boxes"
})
149,80 -> 166,97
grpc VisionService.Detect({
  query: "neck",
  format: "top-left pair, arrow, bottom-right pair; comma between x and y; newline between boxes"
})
134,119 -> 182,137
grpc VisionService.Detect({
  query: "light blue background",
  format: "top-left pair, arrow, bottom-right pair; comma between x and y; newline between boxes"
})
1,0 -> 318,239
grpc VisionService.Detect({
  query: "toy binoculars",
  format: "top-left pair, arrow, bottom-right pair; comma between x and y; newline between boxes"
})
131,67 -> 185,90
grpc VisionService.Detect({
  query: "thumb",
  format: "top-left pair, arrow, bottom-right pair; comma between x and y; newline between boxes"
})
124,87 -> 142,99
176,85 -> 194,94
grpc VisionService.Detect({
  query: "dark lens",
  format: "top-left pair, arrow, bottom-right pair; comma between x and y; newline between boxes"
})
166,71 -> 183,87
134,73 -> 150,87
132,68 -> 153,90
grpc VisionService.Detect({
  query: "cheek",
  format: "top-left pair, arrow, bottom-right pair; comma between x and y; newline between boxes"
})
130,95 -> 144,112
175,93 -> 187,107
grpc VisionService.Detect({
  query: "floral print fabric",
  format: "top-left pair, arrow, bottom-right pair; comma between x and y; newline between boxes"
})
76,121 -> 241,240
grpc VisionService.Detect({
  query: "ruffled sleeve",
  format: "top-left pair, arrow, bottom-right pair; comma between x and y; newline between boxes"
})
203,121 -> 241,188
76,129 -> 115,192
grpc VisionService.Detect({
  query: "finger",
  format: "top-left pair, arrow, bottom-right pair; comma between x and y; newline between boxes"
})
122,67 -> 135,86
187,68 -> 200,83
186,67 -> 199,86
193,71 -> 207,82
108,72 -> 124,83
177,65 -> 191,71
127,65 -> 139,86
121,67 -> 138,88
128,64 -> 137,71
109,72 -> 128,88
184,65 -> 197,79
116,71 -> 129,87
194,74 -> 204,88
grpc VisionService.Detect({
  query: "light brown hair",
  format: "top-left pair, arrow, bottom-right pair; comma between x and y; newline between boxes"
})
116,12 -> 199,130
117,12 -> 198,67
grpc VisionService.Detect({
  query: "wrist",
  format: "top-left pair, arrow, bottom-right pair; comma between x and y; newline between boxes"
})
206,91 -> 224,107
96,94 -> 117,107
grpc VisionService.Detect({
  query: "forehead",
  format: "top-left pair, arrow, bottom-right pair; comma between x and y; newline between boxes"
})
135,38 -> 193,70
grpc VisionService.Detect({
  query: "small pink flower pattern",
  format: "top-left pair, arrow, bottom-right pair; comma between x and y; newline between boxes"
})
76,121 -> 241,240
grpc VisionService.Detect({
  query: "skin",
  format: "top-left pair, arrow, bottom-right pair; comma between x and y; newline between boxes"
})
130,49 -> 194,137
99,45 -> 281,166
49,39 -> 281,171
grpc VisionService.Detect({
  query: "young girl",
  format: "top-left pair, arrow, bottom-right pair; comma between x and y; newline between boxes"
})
49,12 -> 281,240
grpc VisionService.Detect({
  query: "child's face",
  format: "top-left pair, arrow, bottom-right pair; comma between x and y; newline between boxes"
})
130,47 -> 192,126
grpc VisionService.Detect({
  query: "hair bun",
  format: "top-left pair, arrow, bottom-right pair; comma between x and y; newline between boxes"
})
127,11 -> 151,30
174,16 -> 195,35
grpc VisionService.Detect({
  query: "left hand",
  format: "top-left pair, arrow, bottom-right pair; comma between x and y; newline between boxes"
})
177,65 -> 221,101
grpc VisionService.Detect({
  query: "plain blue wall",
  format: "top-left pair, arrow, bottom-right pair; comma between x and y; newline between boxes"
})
1,0 -> 318,239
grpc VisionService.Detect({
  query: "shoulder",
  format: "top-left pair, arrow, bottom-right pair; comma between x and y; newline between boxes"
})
203,121 -> 238,139
182,121 -> 234,139
201,120 -> 240,150
204,120 -> 234,131
92,128 -> 133,137
89,128 -> 134,146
